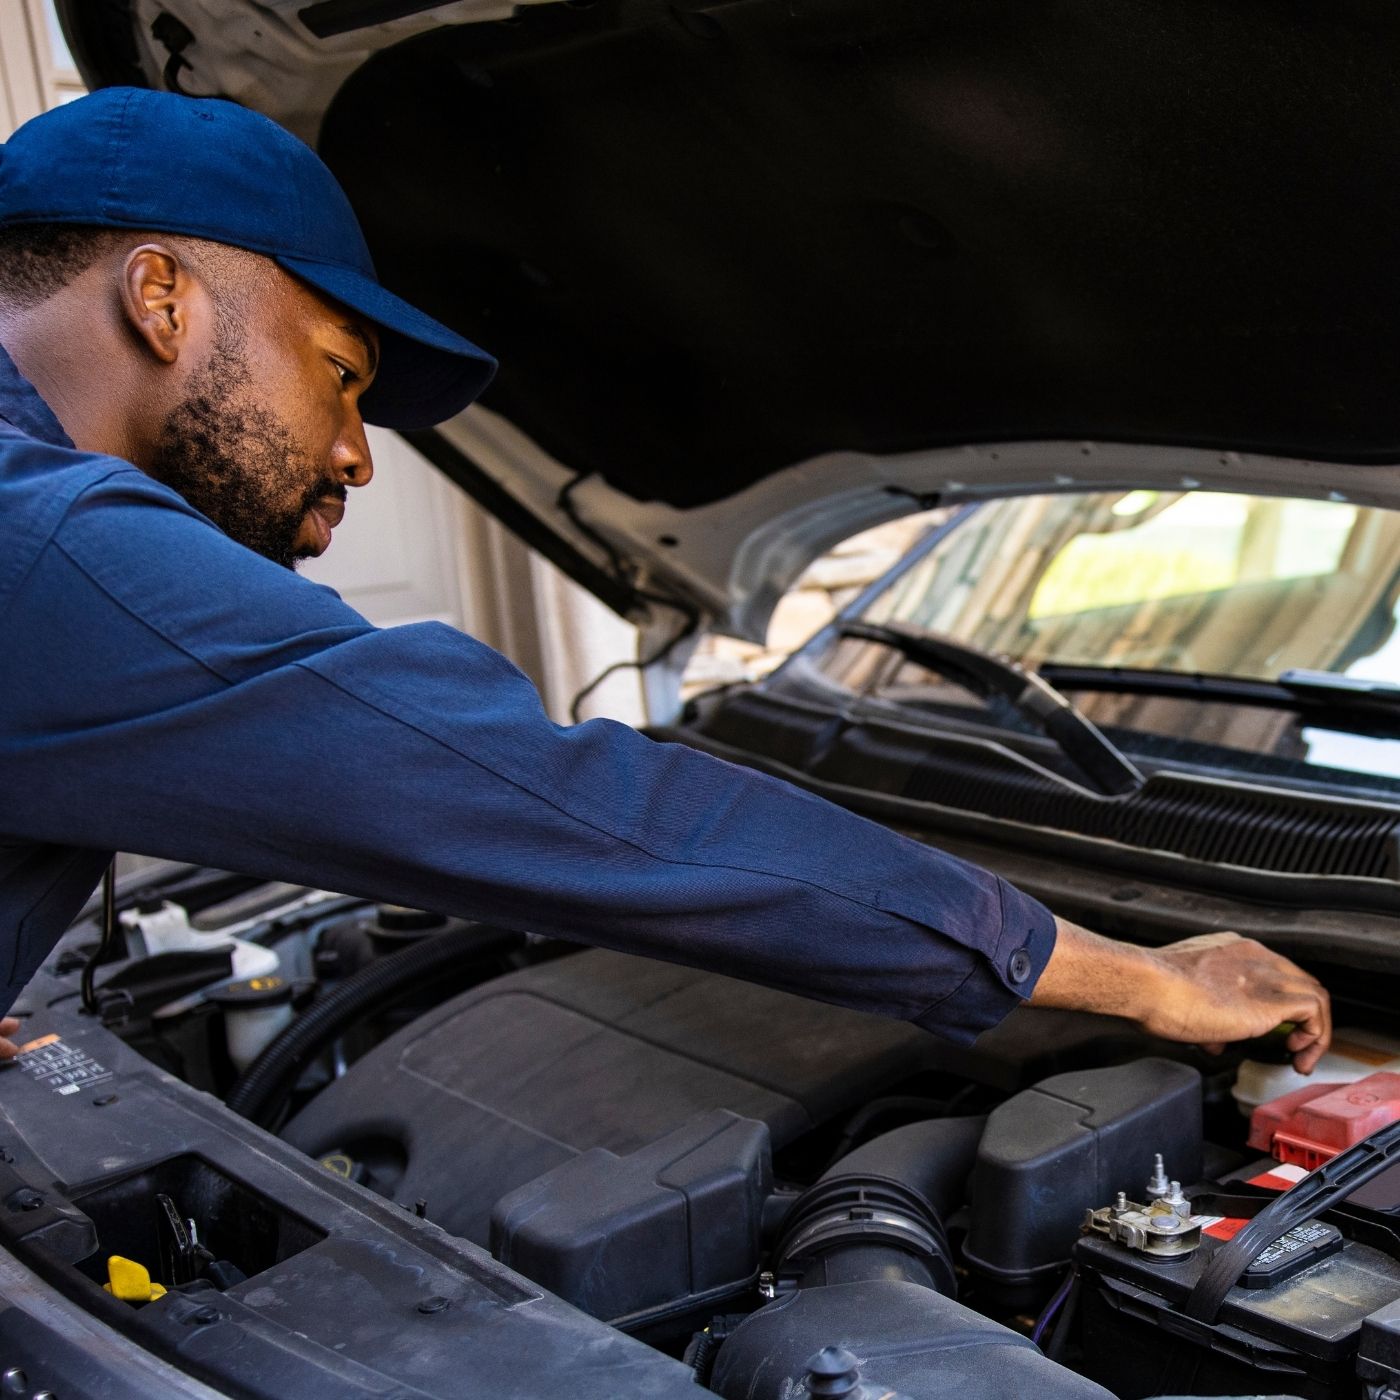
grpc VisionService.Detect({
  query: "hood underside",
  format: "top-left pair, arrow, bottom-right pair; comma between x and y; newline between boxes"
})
60,0 -> 1400,631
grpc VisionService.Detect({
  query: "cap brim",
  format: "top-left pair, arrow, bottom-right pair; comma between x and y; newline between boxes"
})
278,255 -> 497,430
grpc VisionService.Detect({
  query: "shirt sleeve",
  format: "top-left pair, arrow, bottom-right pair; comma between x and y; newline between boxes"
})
1,463 -> 1056,1043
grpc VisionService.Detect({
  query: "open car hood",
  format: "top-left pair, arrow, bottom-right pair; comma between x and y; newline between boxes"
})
59,0 -> 1400,638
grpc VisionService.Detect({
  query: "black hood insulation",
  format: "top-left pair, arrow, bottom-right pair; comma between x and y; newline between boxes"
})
318,0 -> 1400,506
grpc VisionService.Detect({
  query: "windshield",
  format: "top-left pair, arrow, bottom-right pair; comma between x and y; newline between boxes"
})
864,491 -> 1400,681
801,490 -> 1400,788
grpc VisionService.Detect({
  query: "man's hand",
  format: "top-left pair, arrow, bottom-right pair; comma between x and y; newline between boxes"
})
1030,919 -> 1331,1073
0,1017 -> 21,1060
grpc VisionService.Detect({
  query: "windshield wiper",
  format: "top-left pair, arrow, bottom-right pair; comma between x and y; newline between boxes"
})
1276,669 -> 1400,726
1036,665 -> 1288,706
837,620 -> 1144,796
1025,663 -> 1400,737
1278,669 -> 1400,703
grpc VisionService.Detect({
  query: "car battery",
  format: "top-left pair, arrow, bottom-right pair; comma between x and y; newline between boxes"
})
1073,1157 -> 1400,1399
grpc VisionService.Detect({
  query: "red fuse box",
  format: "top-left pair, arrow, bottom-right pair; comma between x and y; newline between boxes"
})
1249,1070 -> 1400,1170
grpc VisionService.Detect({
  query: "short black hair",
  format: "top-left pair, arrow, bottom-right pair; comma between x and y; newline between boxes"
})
0,223 -> 127,309
0,222 -> 276,313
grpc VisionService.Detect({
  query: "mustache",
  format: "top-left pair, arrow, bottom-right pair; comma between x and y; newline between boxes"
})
299,478 -> 347,513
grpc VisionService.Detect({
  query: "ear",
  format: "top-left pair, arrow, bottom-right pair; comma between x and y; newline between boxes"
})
118,243 -> 203,366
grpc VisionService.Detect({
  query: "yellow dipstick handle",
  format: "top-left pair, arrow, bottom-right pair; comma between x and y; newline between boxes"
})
104,1254 -> 167,1303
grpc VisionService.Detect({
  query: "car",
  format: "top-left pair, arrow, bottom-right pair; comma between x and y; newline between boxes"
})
8,3 -> 1400,1398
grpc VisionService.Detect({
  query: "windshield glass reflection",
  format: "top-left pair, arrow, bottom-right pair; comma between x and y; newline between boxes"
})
812,491 -> 1400,785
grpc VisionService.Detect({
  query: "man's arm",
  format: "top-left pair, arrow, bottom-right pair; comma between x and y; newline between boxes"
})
1034,918 -> 1332,1071
0,458 -> 1333,1061
2,460 -> 1053,1038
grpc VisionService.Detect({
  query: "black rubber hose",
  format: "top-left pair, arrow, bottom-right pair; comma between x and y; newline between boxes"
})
818,1114 -> 987,1218
822,1096 -> 953,1172
774,1116 -> 987,1295
225,926 -> 516,1129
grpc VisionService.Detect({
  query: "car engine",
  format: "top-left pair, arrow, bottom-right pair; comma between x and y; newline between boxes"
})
10,866 -> 1400,1400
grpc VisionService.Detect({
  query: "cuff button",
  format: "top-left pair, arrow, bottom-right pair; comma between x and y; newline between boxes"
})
1008,947 -> 1033,985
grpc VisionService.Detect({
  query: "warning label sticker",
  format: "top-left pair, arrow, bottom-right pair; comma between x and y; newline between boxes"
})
1200,1215 -> 1246,1241
16,1037 -> 113,1096
1201,1162 -> 1310,1240
1253,1220 -> 1333,1265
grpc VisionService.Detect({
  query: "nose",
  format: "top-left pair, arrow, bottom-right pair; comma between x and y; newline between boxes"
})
331,408 -> 374,489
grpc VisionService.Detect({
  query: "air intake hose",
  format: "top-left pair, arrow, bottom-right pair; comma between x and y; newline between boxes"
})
711,1115 -> 1112,1400
772,1115 -> 985,1295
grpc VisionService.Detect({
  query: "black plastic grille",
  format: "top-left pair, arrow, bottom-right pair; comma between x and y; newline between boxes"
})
896,743 -> 1400,879
694,692 -> 1400,880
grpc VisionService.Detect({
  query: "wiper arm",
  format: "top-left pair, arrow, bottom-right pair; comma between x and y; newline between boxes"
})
838,620 -> 1144,796
1278,668 -> 1400,704
1037,664 -> 1290,707
1277,669 -> 1400,727
1029,664 -> 1400,736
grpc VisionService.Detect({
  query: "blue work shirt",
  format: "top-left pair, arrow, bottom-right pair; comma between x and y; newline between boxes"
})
0,344 -> 1056,1041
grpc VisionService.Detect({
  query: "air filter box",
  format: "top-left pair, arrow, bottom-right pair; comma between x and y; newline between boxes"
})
963,1058 -> 1202,1304
490,1110 -> 770,1328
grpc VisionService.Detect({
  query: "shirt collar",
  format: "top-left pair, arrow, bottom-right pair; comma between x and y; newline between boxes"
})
0,340 -> 76,449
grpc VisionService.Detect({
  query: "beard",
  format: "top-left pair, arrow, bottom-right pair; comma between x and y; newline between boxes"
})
148,332 -> 342,570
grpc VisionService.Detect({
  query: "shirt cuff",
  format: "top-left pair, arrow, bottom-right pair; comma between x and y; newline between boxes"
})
911,877 -> 1058,1044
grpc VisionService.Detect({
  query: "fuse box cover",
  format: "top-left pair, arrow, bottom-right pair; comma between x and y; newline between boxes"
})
1249,1071 -> 1400,1170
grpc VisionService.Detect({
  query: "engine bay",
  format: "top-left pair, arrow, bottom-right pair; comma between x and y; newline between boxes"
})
4,867 -> 1400,1400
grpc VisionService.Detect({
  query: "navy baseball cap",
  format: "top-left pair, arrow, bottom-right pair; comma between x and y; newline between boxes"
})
0,87 -> 496,429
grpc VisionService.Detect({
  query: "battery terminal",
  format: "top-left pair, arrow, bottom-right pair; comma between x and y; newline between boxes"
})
1082,1153 -> 1208,1259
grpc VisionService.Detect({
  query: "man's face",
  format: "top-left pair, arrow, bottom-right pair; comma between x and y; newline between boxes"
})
148,269 -> 377,570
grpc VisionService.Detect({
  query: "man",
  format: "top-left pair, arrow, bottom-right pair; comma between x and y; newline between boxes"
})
0,89 -> 1329,1069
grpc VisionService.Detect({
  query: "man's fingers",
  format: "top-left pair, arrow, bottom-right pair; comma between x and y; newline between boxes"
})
0,1018 -> 23,1061
1291,1006 -> 1328,1074
1278,980 -> 1331,1073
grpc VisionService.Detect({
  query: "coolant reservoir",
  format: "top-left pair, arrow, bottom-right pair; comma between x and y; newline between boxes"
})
1233,1028 -> 1400,1115
210,973 -> 296,1072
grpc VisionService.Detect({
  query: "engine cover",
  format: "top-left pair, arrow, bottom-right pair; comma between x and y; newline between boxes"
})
283,949 -> 938,1242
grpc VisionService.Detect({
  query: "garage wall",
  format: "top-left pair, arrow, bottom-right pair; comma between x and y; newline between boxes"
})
0,5 -> 645,726
0,1 -> 82,123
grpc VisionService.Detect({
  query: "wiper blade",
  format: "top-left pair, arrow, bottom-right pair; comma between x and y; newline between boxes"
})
838,620 -> 1144,796
1278,669 -> 1400,706
1037,664 -> 1289,707
1032,664 -> 1400,736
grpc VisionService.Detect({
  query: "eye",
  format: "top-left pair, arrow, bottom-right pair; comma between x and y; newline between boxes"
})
330,358 -> 360,390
